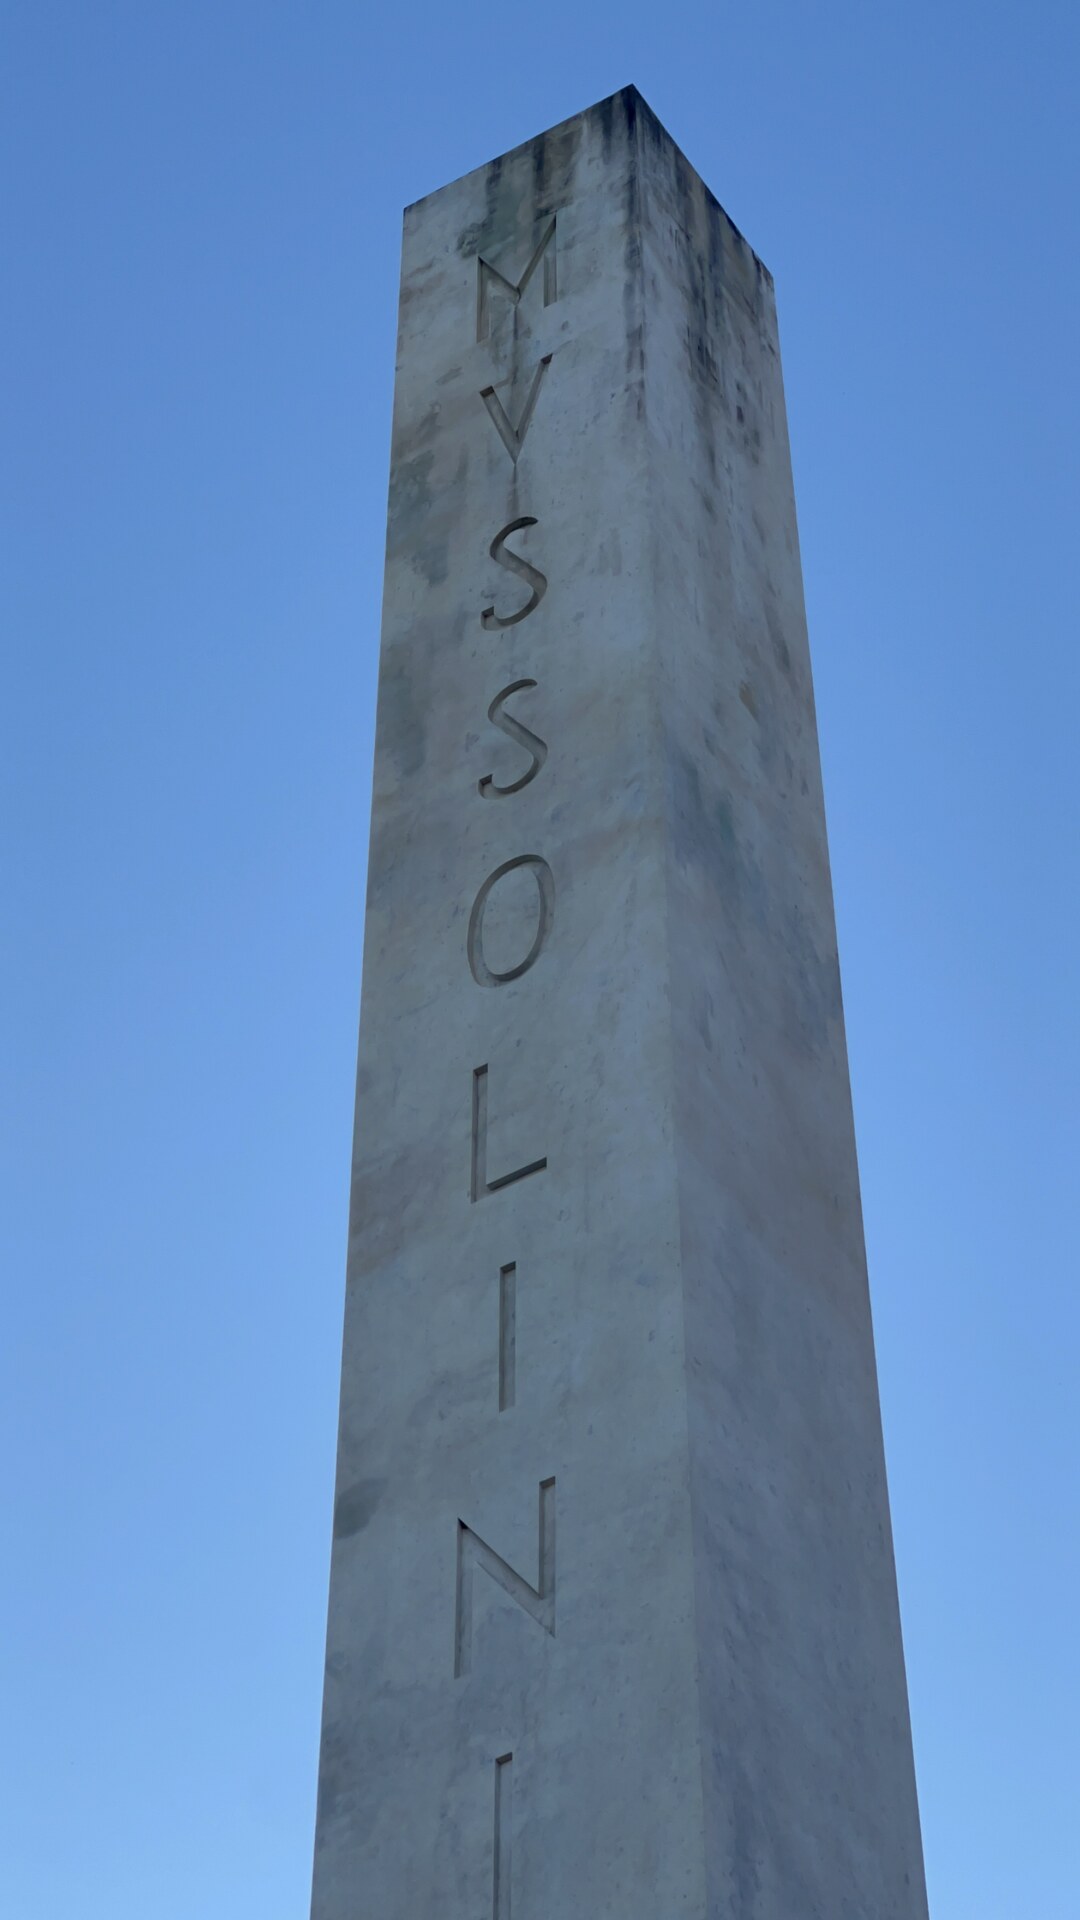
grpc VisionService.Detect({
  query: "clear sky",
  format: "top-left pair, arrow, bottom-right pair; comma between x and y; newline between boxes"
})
2,4 -> 1077,1916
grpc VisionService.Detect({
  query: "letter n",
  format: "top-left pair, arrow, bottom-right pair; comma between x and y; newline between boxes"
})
454,1478 -> 556,1676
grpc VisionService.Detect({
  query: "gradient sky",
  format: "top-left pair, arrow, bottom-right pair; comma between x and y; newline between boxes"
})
2,4 -> 1077,1916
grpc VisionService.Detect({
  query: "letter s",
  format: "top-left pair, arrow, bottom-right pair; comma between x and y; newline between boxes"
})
481,518 -> 547,630
479,680 -> 548,798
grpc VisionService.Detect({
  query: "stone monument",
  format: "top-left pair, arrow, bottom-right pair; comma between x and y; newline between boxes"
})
310,86 -> 929,1920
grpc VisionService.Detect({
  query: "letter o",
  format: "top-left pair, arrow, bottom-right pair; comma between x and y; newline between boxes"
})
467,855 -> 555,988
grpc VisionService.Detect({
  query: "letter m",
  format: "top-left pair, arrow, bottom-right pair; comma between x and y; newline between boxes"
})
476,217 -> 557,343
454,1478 -> 556,1675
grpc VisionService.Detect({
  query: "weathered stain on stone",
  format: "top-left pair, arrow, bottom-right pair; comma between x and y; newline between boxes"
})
379,657 -> 426,779
333,1478 -> 387,1539
386,449 -> 433,549
410,401 -> 441,448
766,599 -> 793,675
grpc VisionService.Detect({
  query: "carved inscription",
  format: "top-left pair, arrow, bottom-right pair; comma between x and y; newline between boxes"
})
492,1753 -> 513,1920
479,680 -> 547,798
470,1065 -> 547,1201
454,1478 -> 556,1677
445,212 -> 571,1910
481,519 -> 547,630
481,356 -> 552,464
467,855 -> 554,988
498,1263 -> 516,1412
476,215 -> 557,342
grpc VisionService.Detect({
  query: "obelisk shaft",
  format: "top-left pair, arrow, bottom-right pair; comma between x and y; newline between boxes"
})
311,87 -> 928,1920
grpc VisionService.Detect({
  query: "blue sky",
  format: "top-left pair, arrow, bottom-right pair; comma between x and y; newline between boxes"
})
2,4 -> 1077,1915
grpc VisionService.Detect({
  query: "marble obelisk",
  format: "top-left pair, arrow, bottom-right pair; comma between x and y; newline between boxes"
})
310,86 -> 929,1920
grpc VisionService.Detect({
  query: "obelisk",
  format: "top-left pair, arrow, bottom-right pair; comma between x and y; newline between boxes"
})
310,87 -> 929,1919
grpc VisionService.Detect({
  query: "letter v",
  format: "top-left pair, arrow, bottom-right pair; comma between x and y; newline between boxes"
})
480,356 -> 552,464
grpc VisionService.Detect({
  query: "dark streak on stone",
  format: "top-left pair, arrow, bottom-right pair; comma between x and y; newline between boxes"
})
387,450 -> 433,554
624,93 -> 645,415
334,1478 -> 387,1540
